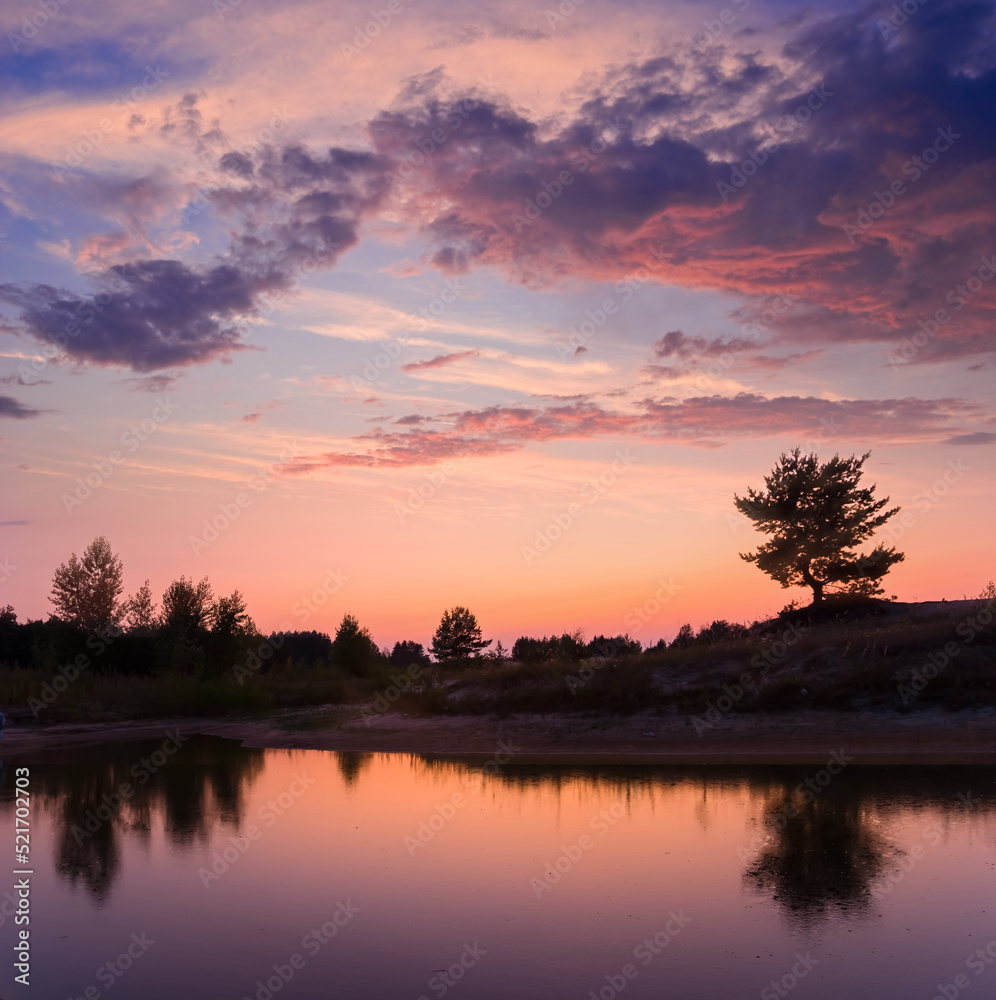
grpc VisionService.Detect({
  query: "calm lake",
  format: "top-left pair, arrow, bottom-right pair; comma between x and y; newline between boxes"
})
2,734 -> 995,999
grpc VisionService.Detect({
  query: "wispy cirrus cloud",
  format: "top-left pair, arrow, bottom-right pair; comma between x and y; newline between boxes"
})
282,392 -> 984,469
401,349 -> 480,372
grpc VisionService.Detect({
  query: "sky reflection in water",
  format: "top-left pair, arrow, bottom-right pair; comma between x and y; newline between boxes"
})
1,736 -> 994,999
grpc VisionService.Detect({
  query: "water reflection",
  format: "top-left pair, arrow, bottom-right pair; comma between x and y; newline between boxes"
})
1,739 -> 994,999
742,788 -> 887,923
335,750 -> 373,786
8,736 -> 264,903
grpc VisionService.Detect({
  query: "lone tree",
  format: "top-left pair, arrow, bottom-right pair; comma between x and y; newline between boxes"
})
431,606 -> 492,661
734,449 -> 904,605
50,536 -> 123,629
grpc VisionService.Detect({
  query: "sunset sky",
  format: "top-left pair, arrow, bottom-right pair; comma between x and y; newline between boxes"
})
1,0 -> 993,647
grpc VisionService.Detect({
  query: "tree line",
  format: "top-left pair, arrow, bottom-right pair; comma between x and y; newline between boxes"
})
0,449 -> 912,679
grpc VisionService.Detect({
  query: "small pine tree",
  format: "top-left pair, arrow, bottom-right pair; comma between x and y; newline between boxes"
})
331,613 -> 379,676
431,606 -> 492,661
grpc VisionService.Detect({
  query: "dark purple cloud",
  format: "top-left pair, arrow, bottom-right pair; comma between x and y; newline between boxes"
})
0,395 -> 42,419
366,0 -> 996,360
1,142 -> 393,370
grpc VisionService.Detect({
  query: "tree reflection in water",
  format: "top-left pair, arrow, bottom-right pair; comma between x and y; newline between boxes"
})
31,736 -> 264,904
335,751 -> 373,787
743,782 -> 888,925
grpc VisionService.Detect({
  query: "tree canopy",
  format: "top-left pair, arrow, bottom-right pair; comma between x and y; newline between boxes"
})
160,576 -> 215,633
734,449 -> 904,604
49,536 -> 123,629
331,613 -> 379,675
431,606 -> 492,661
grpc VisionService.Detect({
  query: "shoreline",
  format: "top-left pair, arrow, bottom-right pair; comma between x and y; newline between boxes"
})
2,706 -> 995,765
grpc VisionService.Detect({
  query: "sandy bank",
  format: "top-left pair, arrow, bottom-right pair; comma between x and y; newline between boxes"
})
3,705 -> 995,764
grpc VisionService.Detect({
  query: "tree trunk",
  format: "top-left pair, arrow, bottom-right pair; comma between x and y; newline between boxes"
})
801,564 -> 824,604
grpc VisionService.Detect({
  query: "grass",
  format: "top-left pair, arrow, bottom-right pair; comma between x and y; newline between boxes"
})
3,601 -> 994,725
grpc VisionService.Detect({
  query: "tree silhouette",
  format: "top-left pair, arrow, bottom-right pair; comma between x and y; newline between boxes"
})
160,576 -> 214,633
212,590 -> 256,638
50,536 -> 123,629
743,783 -> 887,926
121,579 -> 157,632
431,606 -> 491,661
331,613 -> 378,676
734,450 -> 904,604
390,640 -> 431,670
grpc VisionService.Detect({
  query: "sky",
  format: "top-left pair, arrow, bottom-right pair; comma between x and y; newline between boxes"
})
0,0 -> 994,648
